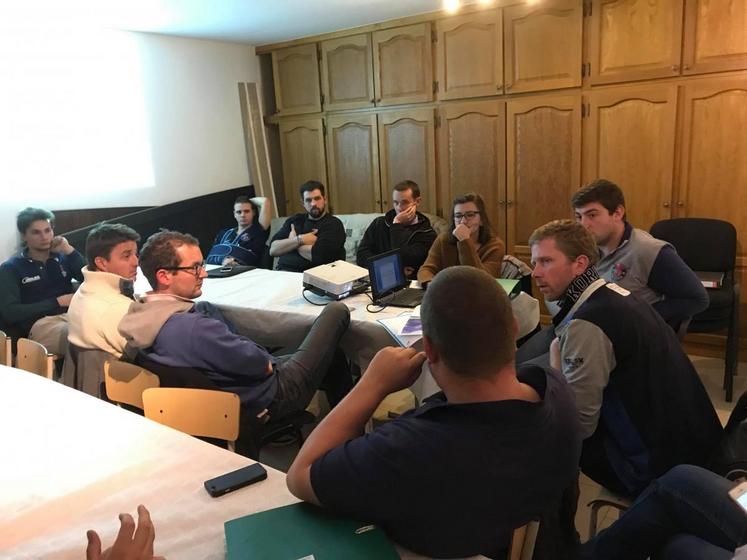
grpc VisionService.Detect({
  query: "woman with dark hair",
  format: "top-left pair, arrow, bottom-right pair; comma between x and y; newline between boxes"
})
417,192 -> 505,286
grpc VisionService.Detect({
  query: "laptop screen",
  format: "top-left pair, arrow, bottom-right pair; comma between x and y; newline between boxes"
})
369,250 -> 407,299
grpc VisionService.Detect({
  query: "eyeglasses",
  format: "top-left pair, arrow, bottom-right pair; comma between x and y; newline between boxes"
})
160,262 -> 206,277
453,211 -> 480,222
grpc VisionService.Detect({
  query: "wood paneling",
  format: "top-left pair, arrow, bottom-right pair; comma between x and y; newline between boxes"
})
438,100 -> 505,233
278,118 -> 328,215
589,0 -> 684,85
377,108 -> 437,214
373,23 -> 433,106
507,94 -> 581,257
320,34 -> 375,111
584,84 -> 677,232
271,44 -> 322,115
683,0 -> 747,75
325,113 -> 381,213
436,10 -> 504,100
504,0 -> 583,94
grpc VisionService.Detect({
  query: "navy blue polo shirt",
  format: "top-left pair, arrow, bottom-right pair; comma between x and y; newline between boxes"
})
310,366 -> 582,559
0,249 -> 85,332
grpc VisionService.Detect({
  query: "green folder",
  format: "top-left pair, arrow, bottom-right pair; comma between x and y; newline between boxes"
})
225,502 -> 400,560
497,278 -> 522,299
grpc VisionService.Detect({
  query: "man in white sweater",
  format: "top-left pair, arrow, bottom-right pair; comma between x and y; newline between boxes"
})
67,223 -> 140,357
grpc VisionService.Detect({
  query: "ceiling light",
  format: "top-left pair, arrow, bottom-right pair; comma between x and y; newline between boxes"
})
443,0 -> 461,14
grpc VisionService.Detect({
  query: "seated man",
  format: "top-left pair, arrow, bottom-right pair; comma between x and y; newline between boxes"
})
0,207 -> 84,355
572,178 -> 708,328
118,230 -> 352,423
206,195 -> 271,266
355,180 -> 436,279
67,223 -> 140,358
269,181 -> 345,273
286,266 -> 582,559
530,219 -> 722,496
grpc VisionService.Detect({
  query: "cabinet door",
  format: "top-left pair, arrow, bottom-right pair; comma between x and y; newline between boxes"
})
678,77 -> 747,250
438,100 -> 506,234
436,10 -> 503,100
503,0 -> 583,94
320,34 -> 375,111
682,0 -> 747,75
507,94 -> 582,258
378,108 -> 437,214
584,85 -> 677,232
588,0 -> 684,85
373,23 -> 433,106
278,118 -> 327,215
325,113 -> 381,214
271,44 -> 322,116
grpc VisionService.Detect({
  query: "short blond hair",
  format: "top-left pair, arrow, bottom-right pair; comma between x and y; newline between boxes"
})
528,219 -> 599,266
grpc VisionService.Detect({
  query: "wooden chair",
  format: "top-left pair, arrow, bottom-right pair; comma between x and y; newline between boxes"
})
104,361 -> 160,410
142,387 -> 240,452
587,487 -> 632,538
509,520 -> 540,560
16,338 -> 55,379
0,330 -> 10,367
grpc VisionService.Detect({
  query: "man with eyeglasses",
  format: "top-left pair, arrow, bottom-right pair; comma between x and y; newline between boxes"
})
119,230 -> 353,433
356,180 -> 437,279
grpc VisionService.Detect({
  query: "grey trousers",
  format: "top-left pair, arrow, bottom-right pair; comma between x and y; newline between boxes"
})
29,314 -> 69,356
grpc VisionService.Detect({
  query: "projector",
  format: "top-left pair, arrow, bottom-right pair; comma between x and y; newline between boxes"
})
303,260 -> 369,300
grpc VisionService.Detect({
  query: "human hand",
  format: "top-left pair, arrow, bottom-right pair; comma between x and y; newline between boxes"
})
549,337 -> 561,371
221,257 -> 238,266
51,236 -> 75,255
86,505 -> 163,560
403,266 -> 415,279
452,224 -> 471,242
289,224 -> 297,240
362,347 -> 427,397
393,205 -> 416,225
57,293 -> 74,307
300,229 -> 318,246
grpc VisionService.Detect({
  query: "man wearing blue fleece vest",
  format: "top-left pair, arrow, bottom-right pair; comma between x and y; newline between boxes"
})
118,230 -> 352,421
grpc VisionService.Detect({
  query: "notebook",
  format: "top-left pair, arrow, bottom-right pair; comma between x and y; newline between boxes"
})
206,264 -> 256,278
224,502 -> 399,560
368,249 -> 424,308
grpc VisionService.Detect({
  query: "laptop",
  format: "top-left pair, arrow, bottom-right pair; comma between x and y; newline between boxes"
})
368,249 -> 424,308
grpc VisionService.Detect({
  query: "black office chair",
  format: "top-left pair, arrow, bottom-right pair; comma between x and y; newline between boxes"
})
135,353 -> 314,459
650,218 -> 740,401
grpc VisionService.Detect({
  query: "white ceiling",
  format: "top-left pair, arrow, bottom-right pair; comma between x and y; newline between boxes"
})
89,0 -> 452,46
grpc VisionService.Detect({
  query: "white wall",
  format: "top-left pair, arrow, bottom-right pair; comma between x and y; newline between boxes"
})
0,31 -> 259,258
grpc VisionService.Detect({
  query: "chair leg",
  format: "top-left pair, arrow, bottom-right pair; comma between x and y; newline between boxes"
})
724,303 -> 740,403
588,503 -> 603,539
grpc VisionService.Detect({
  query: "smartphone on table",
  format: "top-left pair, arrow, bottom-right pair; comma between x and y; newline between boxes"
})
204,463 -> 267,497
729,480 -> 747,514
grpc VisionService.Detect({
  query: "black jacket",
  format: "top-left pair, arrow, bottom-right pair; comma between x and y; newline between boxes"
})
356,210 -> 437,276
272,212 -> 346,273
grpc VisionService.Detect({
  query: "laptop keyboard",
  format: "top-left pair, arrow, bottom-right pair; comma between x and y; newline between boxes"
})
384,288 -> 423,307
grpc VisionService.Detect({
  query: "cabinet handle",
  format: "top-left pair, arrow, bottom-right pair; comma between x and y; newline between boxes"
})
499,200 -> 506,206
496,83 -> 503,91
371,98 -> 376,103
677,201 -> 684,207
671,64 -> 680,72
506,200 -> 514,207
683,64 -> 690,70
663,202 -> 670,208
505,83 -> 512,91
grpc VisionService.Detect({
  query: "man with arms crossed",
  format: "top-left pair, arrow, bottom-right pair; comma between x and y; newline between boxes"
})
67,223 -> 140,358
287,266 -> 581,559
530,220 -> 721,497
269,181 -> 345,273
0,207 -> 85,355
206,195 -> 271,266
356,180 -> 436,279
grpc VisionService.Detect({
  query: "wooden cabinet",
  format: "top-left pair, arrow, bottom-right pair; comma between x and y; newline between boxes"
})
373,23 -> 433,106
436,10 -> 504,100
682,0 -> 747,75
271,44 -> 322,115
325,113 -> 381,214
677,77 -> 747,251
503,0 -> 583,94
584,84 -> 678,232
278,118 -> 327,215
320,34 -> 375,111
506,94 -> 582,257
437,100 -> 506,232
377,108 -> 437,214
588,0 -> 684,85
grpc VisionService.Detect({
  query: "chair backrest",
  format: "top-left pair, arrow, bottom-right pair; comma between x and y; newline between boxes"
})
0,330 -> 10,367
16,338 -> 54,379
135,353 -> 218,389
650,218 -> 736,272
142,387 -> 240,448
105,361 -> 160,410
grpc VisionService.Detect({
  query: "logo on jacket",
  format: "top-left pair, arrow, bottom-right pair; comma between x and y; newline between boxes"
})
21,275 -> 41,284
563,357 -> 584,372
611,262 -> 628,282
